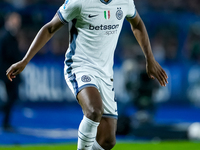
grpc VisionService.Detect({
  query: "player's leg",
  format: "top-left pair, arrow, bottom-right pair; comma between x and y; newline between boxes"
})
92,117 -> 117,150
77,86 -> 104,150
78,87 -> 103,122
91,76 -> 117,150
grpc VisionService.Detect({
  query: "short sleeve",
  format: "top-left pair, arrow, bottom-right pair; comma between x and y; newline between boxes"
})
126,0 -> 136,19
57,0 -> 81,24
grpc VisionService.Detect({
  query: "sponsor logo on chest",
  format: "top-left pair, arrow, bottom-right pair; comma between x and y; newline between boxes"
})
87,8 -> 124,35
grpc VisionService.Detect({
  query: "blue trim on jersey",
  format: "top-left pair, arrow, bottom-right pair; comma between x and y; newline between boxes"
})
65,33 -> 77,77
68,74 -> 98,97
77,84 -> 98,96
63,0 -> 69,9
69,74 -> 79,96
126,10 -> 137,19
100,0 -> 112,5
102,114 -> 118,119
57,10 -> 68,24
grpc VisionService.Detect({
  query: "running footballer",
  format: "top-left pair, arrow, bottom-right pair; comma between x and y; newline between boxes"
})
6,0 -> 168,149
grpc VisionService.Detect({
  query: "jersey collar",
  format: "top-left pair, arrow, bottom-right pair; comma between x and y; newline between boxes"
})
100,0 -> 112,5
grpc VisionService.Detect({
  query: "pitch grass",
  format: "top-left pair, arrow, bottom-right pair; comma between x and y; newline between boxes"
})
1,141 -> 200,150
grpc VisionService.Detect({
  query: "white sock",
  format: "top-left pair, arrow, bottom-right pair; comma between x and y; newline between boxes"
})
77,116 -> 100,150
92,139 -> 104,150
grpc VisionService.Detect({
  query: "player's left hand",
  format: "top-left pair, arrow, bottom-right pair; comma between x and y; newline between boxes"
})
6,60 -> 27,82
146,58 -> 168,86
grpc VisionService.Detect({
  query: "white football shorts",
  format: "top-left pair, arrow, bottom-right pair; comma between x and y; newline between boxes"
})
65,70 -> 118,119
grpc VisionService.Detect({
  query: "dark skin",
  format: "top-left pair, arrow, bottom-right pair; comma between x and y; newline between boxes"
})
127,11 -> 168,86
77,87 -> 117,149
6,11 -> 168,150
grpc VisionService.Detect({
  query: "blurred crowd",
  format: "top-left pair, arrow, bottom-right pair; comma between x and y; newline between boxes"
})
0,0 -> 199,64
0,0 -> 200,136
1,0 -> 64,8
136,0 -> 200,14
0,0 -> 199,103
0,0 -> 199,99
1,0 -> 200,14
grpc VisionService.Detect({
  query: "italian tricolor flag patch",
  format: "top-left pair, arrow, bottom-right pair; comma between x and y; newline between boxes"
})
104,10 -> 110,20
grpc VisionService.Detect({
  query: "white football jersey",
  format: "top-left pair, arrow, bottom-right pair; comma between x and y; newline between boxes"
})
58,0 -> 136,79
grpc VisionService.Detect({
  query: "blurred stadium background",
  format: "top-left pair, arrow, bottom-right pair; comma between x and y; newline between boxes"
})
0,0 -> 200,148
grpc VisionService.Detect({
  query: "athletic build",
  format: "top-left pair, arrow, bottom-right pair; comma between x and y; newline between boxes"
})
6,0 -> 168,149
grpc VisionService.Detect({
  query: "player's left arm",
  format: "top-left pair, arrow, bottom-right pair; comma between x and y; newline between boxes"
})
126,11 -> 168,86
6,14 -> 64,81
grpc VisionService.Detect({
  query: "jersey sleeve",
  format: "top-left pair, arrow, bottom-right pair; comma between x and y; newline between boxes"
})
57,0 -> 81,24
126,0 -> 136,19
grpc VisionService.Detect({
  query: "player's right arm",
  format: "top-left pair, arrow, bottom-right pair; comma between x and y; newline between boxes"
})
125,0 -> 168,86
6,14 -> 64,81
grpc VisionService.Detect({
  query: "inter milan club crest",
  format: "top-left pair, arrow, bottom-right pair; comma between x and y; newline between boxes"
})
81,75 -> 91,82
116,8 -> 123,20
104,10 -> 110,20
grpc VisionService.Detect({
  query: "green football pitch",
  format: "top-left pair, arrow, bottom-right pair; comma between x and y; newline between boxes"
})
1,141 -> 200,150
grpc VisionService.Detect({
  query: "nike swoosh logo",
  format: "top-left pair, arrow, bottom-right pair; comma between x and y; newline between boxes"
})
88,14 -> 98,18
85,145 -> 92,147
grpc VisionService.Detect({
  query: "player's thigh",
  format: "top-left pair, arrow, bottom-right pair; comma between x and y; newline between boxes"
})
77,86 -> 103,121
65,73 -> 103,121
96,117 -> 117,145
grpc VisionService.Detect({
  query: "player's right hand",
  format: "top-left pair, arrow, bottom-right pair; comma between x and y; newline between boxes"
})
6,60 -> 27,82
146,58 -> 168,87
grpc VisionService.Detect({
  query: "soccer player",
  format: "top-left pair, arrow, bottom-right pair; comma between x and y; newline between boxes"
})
6,0 -> 168,149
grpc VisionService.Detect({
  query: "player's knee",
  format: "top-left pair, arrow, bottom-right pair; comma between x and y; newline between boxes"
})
85,107 -> 103,122
108,140 -> 116,149
102,138 -> 116,150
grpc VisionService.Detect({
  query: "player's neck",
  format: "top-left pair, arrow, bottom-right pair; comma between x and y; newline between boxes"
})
104,0 -> 109,2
